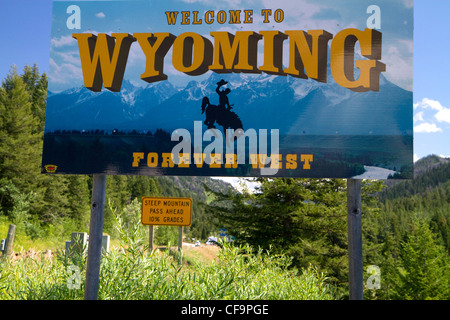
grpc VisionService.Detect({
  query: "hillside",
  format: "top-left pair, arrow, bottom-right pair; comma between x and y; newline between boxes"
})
380,154 -> 450,200
413,154 -> 450,176
373,155 -> 450,258
157,176 -> 233,202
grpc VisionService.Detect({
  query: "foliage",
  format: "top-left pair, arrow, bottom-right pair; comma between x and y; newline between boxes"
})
206,173 -> 450,300
207,178 -> 349,287
395,221 -> 449,299
363,158 -> 450,300
0,212 -> 334,300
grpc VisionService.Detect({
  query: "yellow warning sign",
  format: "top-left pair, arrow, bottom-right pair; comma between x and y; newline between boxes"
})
141,197 -> 192,226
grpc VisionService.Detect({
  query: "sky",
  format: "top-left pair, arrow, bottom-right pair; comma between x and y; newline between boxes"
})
0,0 -> 448,170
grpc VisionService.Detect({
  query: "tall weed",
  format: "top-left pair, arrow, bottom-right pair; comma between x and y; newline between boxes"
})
0,207 -> 334,300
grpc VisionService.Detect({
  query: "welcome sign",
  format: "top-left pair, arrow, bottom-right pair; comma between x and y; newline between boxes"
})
42,0 -> 413,179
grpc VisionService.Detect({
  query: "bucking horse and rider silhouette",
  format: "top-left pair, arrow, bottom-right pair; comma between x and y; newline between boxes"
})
201,79 -> 243,134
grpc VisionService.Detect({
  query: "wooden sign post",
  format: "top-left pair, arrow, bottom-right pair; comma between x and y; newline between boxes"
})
84,174 -> 107,300
347,179 -> 363,300
1,224 -> 16,260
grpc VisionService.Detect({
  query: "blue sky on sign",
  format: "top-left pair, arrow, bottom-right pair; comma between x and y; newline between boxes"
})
0,0 -> 448,162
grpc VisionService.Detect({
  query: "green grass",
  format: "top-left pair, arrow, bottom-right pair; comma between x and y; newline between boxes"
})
0,243 -> 334,300
0,203 -> 335,300
0,215 -> 86,253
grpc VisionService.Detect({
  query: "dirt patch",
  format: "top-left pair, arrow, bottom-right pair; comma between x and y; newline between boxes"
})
3,249 -> 55,262
195,245 -> 220,260
183,244 -> 221,263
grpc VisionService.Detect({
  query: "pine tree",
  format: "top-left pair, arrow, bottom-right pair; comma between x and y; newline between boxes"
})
395,220 -> 450,300
0,66 -> 85,232
66,175 -> 91,228
21,64 -> 47,132
0,67 -> 41,197
207,178 -> 348,284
